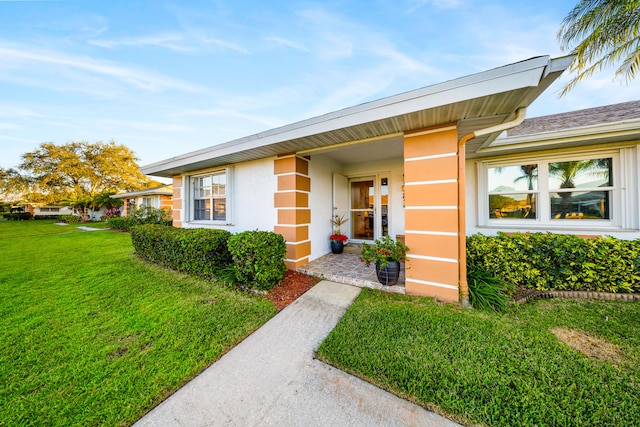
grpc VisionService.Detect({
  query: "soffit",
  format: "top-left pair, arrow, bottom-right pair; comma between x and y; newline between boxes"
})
143,56 -> 569,177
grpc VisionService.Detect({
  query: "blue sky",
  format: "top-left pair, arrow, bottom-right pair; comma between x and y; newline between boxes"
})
1,0 -> 638,171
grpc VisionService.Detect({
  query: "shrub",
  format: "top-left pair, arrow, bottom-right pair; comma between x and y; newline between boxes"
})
107,217 -> 138,231
107,206 -> 172,231
61,214 -> 81,223
467,232 -> 640,293
131,225 -> 232,277
227,230 -> 287,290
3,212 -> 32,221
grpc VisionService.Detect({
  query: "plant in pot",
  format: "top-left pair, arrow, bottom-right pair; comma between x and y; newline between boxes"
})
329,214 -> 349,254
360,235 -> 409,286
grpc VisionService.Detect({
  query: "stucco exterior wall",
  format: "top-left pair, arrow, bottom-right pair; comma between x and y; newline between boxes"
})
308,154 -> 342,260
177,157 -> 277,233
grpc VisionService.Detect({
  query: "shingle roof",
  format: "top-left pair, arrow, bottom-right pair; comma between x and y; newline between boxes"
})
507,100 -> 640,137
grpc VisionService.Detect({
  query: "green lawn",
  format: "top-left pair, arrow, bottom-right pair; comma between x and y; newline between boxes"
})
0,220 -> 276,426
317,289 -> 640,427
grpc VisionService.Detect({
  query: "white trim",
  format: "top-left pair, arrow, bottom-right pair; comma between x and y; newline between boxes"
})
405,179 -> 457,186
405,278 -> 459,290
275,189 -> 311,194
405,125 -> 457,138
405,206 -> 457,210
407,254 -> 458,263
276,171 -> 309,177
286,239 -> 311,245
405,230 -> 458,236
405,152 -> 457,162
286,256 -> 310,263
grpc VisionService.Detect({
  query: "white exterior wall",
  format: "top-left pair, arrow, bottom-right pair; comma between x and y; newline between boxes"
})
33,206 -> 74,216
466,143 -> 640,240
181,157 -> 277,233
308,154 -> 342,260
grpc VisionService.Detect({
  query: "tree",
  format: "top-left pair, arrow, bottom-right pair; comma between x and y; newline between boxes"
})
0,141 -> 153,216
558,0 -> 640,95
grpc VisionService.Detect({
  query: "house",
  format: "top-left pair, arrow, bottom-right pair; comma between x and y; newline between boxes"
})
110,184 -> 173,217
141,55 -> 573,303
11,203 -> 75,218
467,100 -> 640,239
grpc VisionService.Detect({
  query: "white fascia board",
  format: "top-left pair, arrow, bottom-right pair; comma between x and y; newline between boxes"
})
477,119 -> 640,155
142,56 -> 553,175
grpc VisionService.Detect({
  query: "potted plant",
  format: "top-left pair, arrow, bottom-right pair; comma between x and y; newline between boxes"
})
360,235 -> 409,286
329,214 -> 349,254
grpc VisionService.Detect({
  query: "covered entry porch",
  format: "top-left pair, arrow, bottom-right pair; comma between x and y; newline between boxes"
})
296,244 -> 406,294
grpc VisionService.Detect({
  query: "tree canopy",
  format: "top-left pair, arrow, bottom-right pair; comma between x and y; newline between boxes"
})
0,141 -> 155,210
558,0 -> 640,95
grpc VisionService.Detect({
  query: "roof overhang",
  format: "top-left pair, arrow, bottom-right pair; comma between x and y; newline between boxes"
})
468,118 -> 640,159
110,184 -> 173,199
142,55 -> 572,177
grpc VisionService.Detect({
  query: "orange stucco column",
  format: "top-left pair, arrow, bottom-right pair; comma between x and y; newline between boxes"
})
274,155 -> 311,270
403,124 -> 460,302
172,176 -> 183,227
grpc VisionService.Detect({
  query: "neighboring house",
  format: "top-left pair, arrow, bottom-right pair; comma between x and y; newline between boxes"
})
141,55 -> 572,303
467,100 -> 640,240
15,204 -> 75,217
110,184 -> 173,217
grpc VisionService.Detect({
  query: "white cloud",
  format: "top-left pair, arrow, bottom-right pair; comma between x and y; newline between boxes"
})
89,34 -> 192,52
201,37 -> 249,54
264,36 -> 309,52
0,43 -> 201,95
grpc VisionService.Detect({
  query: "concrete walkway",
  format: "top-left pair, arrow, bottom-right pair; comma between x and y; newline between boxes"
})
134,281 -> 459,427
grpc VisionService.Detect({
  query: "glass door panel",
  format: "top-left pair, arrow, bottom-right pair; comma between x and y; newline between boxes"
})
350,179 -> 374,240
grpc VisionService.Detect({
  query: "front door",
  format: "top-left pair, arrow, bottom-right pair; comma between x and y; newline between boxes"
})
349,176 -> 389,241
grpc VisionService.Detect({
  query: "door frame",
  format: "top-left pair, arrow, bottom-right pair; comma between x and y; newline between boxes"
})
342,173 -> 390,243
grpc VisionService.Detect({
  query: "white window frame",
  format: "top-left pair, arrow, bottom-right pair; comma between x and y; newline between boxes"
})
478,149 -> 626,231
185,167 -> 233,225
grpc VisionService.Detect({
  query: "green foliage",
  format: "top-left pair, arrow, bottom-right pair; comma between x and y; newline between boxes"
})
107,206 -> 172,231
360,235 -> 409,268
558,0 -> 640,95
0,220 -> 275,426
107,216 -> 137,231
467,266 -> 511,312
131,225 -> 232,277
61,214 -> 81,223
467,232 -> 640,293
227,230 -> 287,290
318,289 -> 640,427
4,141 -> 153,206
3,212 -> 32,221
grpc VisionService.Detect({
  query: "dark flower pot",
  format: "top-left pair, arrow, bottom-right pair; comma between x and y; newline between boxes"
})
330,240 -> 344,254
375,260 -> 400,286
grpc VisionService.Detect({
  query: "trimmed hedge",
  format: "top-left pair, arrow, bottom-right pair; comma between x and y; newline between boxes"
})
3,212 -> 32,221
467,232 -> 640,293
227,230 -> 287,291
131,225 -> 232,277
107,217 -> 138,231
108,217 -> 172,231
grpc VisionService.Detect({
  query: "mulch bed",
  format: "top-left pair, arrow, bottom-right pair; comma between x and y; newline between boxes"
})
265,271 -> 322,311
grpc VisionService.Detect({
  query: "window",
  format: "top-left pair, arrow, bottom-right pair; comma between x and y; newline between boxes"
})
190,169 -> 229,222
480,153 -> 619,227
